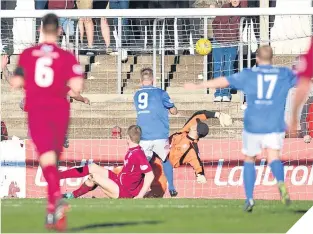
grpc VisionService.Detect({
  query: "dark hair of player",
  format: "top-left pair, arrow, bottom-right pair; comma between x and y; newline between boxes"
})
256,45 -> 273,62
127,125 -> 142,144
140,68 -> 153,81
42,13 -> 59,35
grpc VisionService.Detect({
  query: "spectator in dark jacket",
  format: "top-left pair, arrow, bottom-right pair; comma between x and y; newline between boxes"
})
212,0 -> 247,102
300,96 -> 313,143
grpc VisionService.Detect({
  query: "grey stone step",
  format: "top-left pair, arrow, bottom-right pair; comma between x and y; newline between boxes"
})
2,116 -> 243,130
1,92 -> 243,106
5,127 -> 242,140
176,55 -> 204,65
1,108 -> 243,119
1,100 -> 243,116
272,55 -> 298,67
8,55 -> 91,65
89,64 -> 132,72
66,126 -> 243,139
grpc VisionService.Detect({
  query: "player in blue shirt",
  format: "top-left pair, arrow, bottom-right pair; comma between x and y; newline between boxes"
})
185,45 -> 295,212
134,68 -> 178,197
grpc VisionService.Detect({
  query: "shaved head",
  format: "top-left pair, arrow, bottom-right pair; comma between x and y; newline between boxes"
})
256,45 -> 273,64
140,68 -> 153,85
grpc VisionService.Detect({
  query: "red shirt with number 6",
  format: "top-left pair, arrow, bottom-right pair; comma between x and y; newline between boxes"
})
17,43 -> 83,155
17,43 -> 83,112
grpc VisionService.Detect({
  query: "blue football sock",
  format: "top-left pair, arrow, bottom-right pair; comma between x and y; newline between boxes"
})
243,161 -> 256,200
162,160 -> 175,191
270,160 -> 284,183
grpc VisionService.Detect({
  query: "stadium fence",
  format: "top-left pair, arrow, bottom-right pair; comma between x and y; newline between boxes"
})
1,7 -> 313,199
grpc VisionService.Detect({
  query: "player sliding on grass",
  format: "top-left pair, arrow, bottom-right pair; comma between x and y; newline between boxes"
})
168,110 -> 232,184
8,13 -> 84,231
185,45 -> 294,212
60,125 -> 155,199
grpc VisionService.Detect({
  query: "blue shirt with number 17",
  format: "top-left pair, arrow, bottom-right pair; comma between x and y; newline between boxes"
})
226,65 -> 297,134
134,86 -> 175,140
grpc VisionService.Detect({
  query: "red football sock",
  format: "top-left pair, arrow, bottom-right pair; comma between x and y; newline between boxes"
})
41,165 -> 60,214
60,165 -> 89,179
73,183 -> 98,198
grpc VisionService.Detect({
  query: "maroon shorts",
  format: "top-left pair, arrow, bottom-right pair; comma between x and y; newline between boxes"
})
108,170 -> 133,198
28,107 -> 69,157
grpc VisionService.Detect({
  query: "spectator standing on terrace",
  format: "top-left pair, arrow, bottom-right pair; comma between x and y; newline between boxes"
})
48,0 -> 76,46
212,0 -> 247,102
76,0 -> 95,54
110,0 -> 129,57
93,0 -> 111,53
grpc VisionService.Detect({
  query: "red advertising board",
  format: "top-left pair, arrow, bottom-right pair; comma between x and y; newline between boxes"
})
25,139 -> 313,200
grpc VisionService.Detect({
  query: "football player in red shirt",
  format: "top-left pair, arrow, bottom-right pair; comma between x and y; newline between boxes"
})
59,125 -> 155,199
290,40 -> 313,134
8,13 -> 84,231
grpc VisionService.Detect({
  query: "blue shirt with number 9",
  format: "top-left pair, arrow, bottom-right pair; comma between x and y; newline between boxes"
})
134,86 -> 175,140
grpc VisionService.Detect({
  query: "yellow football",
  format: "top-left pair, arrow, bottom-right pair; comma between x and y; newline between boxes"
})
195,38 -> 212,56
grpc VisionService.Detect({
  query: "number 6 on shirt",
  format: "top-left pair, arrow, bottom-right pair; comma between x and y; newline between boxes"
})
35,57 -> 54,88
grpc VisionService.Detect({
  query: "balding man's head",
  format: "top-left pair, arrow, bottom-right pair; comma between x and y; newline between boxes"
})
140,68 -> 153,86
256,45 -> 273,65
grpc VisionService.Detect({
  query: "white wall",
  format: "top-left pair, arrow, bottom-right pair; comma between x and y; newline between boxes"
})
271,0 -> 312,54
12,0 -> 36,53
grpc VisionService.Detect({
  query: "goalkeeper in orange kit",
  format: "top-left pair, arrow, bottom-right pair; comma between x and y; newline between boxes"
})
168,110 -> 232,184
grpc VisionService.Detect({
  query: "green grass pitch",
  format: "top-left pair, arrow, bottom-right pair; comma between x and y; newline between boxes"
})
1,199 -> 311,233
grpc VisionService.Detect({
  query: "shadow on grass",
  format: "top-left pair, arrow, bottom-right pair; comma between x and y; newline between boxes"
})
69,220 -> 162,232
293,209 -> 309,214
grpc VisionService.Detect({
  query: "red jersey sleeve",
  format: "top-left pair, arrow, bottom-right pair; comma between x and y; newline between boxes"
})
65,53 -> 84,81
137,150 -> 152,174
297,39 -> 313,79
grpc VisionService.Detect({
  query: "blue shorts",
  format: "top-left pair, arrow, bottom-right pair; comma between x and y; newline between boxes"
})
59,18 -> 75,36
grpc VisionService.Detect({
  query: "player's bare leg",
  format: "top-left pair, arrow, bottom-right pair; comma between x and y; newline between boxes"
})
243,155 -> 256,212
90,170 -> 119,199
266,148 -> 291,205
100,18 -> 111,52
40,151 -> 68,231
61,163 -> 110,198
78,18 -> 85,45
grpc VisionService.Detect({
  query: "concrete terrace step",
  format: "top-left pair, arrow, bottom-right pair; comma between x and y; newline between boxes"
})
2,116 -> 243,129
67,126 -> 243,139
6,127 -> 242,140
1,92 -> 244,105
2,101 -> 243,116
1,109 -> 244,119
272,55 -> 298,67
8,55 -> 91,65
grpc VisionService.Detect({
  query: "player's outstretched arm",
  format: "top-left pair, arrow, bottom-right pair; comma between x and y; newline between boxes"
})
68,78 -> 84,96
67,90 -> 90,105
290,78 -> 311,134
184,76 -> 230,90
134,171 -> 154,199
